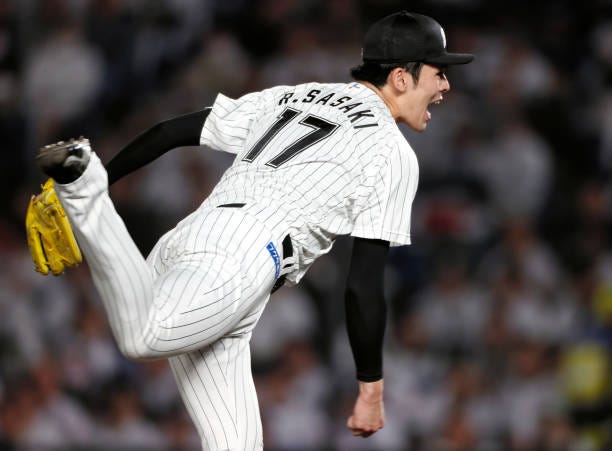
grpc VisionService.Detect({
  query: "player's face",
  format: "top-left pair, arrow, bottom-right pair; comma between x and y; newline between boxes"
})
401,64 -> 450,132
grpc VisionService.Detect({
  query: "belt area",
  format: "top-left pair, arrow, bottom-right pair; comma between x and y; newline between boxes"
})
217,203 -> 293,293
217,203 -> 246,208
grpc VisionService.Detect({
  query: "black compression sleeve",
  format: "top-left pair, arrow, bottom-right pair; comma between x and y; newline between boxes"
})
344,237 -> 390,382
105,108 -> 211,186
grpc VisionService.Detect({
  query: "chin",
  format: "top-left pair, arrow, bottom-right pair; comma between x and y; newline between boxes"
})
404,121 -> 427,132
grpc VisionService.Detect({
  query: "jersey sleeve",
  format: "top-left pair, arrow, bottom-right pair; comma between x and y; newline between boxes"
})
351,143 -> 419,247
199,91 -> 263,154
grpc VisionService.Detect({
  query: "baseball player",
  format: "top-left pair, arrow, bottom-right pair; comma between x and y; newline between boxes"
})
35,11 -> 473,450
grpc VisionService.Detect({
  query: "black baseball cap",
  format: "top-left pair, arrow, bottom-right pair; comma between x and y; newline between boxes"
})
362,11 -> 474,65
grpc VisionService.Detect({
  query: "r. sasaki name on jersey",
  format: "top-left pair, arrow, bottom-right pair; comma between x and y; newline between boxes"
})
277,89 -> 378,129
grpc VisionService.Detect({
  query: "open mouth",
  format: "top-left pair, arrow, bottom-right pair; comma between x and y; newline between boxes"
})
426,97 -> 443,122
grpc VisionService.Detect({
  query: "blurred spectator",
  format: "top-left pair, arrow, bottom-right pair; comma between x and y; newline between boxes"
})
413,253 -> 491,355
139,359 -> 182,418
535,409 -> 577,451
258,340 -> 331,450
385,312 -> 450,441
501,341 -> 564,449
251,286 -> 318,367
500,267 -> 578,345
560,341 -> 612,450
23,19 -> 104,146
598,91 -> 612,174
471,115 -> 554,220
260,22 -> 351,87
17,355 -> 97,448
61,298 -> 122,396
494,34 -> 561,104
423,406 -> 477,451
96,375 -> 169,449
461,363 -> 506,446
0,0 -> 28,220
0,376 -> 41,448
0,250 -> 45,371
179,31 -> 254,103
84,0 -> 137,124
478,216 -> 562,294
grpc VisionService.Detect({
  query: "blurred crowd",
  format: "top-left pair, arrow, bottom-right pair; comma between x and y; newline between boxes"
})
0,0 -> 611,450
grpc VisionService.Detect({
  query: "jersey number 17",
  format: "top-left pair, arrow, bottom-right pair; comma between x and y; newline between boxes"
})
242,107 -> 339,168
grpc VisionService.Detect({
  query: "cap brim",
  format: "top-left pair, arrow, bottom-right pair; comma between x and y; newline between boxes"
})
423,52 -> 474,65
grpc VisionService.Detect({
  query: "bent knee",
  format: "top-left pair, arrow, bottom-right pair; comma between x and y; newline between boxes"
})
118,343 -> 154,361
117,334 -> 168,361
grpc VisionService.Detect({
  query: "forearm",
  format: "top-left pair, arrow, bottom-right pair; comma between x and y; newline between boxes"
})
345,285 -> 386,381
105,108 -> 211,185
344,238 -> 389,382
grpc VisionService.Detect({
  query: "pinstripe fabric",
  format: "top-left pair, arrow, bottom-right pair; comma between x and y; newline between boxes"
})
169,336 -> 261,450
200,82 -> 419,285
56,154 -> 277,449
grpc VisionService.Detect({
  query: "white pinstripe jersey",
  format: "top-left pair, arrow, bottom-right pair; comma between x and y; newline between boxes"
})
199,81 -> 419,284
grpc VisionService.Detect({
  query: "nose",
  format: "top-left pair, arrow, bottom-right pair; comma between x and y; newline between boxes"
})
440,74 -> 450,93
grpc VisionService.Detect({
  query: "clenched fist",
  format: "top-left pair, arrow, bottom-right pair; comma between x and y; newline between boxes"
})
347,379 -> 385,438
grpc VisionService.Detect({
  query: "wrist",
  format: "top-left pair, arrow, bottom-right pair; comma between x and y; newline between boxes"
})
358,379 -> 384,402
356,371 -> 383,382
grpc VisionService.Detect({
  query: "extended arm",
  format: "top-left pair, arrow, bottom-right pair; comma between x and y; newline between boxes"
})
344,237 -> 390,437
105,108 -> 211,185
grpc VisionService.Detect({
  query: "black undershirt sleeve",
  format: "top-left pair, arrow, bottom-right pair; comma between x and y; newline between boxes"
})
344,237 -> 390,382
105,108 -> 211,186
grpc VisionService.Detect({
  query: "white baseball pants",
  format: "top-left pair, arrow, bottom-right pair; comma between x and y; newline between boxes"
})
56,153 -> 284,450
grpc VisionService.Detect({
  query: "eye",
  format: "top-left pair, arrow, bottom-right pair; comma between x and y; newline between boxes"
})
436,66 -> 448,78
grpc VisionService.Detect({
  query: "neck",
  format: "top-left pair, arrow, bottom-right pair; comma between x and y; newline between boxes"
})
359,81 -> 401,122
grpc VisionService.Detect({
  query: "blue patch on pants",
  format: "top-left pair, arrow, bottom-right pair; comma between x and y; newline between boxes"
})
266,242 -> 280,279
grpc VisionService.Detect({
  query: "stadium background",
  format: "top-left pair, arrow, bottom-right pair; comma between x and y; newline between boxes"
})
0,0 -> 611,449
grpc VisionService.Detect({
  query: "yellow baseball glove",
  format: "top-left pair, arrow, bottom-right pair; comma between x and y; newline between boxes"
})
26,178 -> 82,275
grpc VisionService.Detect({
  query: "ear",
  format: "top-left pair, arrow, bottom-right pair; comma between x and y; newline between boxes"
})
387,67 -> 412,92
